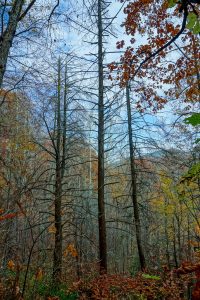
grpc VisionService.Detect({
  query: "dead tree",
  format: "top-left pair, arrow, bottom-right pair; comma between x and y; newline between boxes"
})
126,82 -> 146,270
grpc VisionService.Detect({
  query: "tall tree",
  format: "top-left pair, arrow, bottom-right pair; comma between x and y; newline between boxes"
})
52,59 -> 68,283
126,83 -> 146,270
97,0 -> 107,273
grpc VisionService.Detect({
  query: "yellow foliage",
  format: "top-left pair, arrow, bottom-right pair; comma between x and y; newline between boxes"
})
151,196 -> 175,215
195,225 -> 200,236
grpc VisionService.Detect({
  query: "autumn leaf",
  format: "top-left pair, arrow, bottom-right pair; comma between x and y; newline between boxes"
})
64,244 -> 78,258
195,226 -> 200,236
48,225 -> 57,234
7,260 -> 15,271
189,240 -> 199,247
0,212 -> 18,222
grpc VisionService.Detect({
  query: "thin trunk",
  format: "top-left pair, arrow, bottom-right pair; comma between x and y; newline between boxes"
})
126,82 -> 146,270
187,214 -> 191,261
175,214 -> 182,262
61,64 -> 67,179
97,0 -> 107,273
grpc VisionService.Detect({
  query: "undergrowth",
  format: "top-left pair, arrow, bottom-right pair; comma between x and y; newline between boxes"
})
0,268 -> 193,299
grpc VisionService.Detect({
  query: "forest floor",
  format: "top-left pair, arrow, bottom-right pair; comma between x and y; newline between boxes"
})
0,266 -> 197,300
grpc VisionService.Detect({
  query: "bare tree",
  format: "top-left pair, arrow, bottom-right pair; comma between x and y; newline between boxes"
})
97,0 -> 107,273
126,82 -> 146,270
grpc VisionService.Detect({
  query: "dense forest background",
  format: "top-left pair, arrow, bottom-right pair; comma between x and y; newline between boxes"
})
0,0 -> 199,299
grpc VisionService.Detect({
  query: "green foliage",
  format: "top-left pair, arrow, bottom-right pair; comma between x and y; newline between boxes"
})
123,295 -> 147,300
180,162 -> 200,183
186,13 -> 200,34
1,269 -> 16,278
48,289 -> 77,300
184,113 -> 200,144
167,0 -> 176,8
36,281 -> 47,295
64,291 -> 78,299
130,254 -> 140,276
195,138 -> 200,144
142,274 -> 161,280
187,13 -> 198,29
184,113 -> 200,126
36,281 -> 78,300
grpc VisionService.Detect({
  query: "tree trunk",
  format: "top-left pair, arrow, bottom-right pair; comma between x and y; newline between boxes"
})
164,199 -> 170,268
52,60 -> 68,283
53,59 -> 63,283
0,0 -> 24,88
97,0 -> 107,273
126,83 -> 146,271
172,217 -> 178,268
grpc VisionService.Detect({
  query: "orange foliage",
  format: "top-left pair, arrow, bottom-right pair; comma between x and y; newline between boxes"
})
109,0 -> 200,111
0,89 -> 17,105
175,262 -> 200,300
64,244 -> 78,258
7,260 -> 15,271
35,268 -> 43,281
176,262 -> 200,275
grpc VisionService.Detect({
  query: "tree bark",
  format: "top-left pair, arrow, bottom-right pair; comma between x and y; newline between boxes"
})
53,59 -> 63,283
126,82 -> 146,270
97,0 -> 107,273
